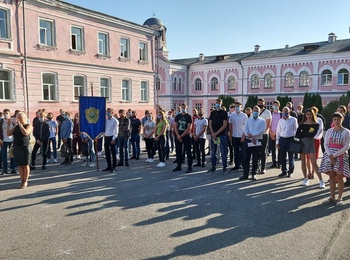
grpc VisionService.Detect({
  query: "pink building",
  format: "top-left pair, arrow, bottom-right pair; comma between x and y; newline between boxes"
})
0,0 -> 160,119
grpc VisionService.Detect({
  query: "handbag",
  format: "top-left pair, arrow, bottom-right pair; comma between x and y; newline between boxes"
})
289,138 -> 304,153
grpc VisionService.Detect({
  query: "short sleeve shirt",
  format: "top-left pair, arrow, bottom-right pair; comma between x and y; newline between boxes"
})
194,118 -> 208,139
174,113 -> 192,135
209,109 -> 227,137
259,109 -> 272,134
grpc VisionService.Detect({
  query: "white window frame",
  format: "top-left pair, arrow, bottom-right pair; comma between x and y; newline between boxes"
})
120,37 -> 130,58
299,71 -> 309,87
264,73 -> 273,89
0,70 -> 13,100
139,41 -> 148,61
98,32 -> 109,55
122,79 -> 131,102
195,103 -> 202,110
211,77 -> 218,90
100,77 -> 111,102
284,72 -> 294,88
338,69 -> 349,85
39,19 -> 55,46
251,74 -> 259,89
71,26 -> 84,51
42,73 -> 57,101
321,69 -> 332,86
228,76 -> 236,90
140,81 -> 149,102
195,78 -> 202,91
73,75 -> 85,101
0,8 -> 11,39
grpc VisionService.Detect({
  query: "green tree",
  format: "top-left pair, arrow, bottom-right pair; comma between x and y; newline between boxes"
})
302,92 -> 312,110
322,100 -> 340,128
276,95 -> 291,109
218,95 -> 236,111
244,95 -> 258,109
314,94 -> 323,113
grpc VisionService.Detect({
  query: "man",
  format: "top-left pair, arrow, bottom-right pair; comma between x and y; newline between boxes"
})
269,100 -> 281,169
173,103 -> 193,173
257,98 -> 271,175
227,105 -> 235,165
31,111 -> 50,170
276,107 -> 298,177
228,101 -> 247,171
191,109 -> 198,160
0,109 -> 17,174
208,98 -> 228,174
117,109 -> 131,167
296,104 -> 304,124
239,105 -> 266,180
56,109 -> 65,149
102,108 -> 118,172
193,108 -> 208,167
286,102 -> 298,118
129,111 -> 141,160
46,112 -> 58,163
60,111 -> 74,165
166,110 -> 175,156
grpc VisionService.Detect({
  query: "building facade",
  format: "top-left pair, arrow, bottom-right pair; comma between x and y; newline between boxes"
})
0,0 -> 159,119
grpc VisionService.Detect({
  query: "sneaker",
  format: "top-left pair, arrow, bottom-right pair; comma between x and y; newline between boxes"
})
186,167 -> 193,173
319,180 -> 326,189
336,199 -> 344,207
145,158 -> 150,163
323,197 -> 336,204
98,152 -> 102,156
301,178 -> 309,186
89,162 -> 95,167
222,167 -> 228,175
53,158 -> 57,163
81,162 -> 87,167
10,169 -> 18,174
148,159 -> 154,163
77,155 -> 82,159
173,166 -> 182,172
156,162 -> 165,167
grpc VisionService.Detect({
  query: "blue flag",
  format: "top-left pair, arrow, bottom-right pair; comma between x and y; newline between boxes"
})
79,96 -> 106,139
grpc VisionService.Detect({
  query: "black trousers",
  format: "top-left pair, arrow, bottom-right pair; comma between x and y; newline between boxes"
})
31,140 -> 48,166
104,136 -> 116,168
258,134 -> 268,171
175,135 -> 192,167
243,140 -> 261,177
194,138 -> 206,165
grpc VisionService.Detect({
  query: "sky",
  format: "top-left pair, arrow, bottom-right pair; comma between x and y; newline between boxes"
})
64,0 -> 350,60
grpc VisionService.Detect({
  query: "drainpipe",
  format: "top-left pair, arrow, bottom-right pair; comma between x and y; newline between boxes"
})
22,0 -> 29,115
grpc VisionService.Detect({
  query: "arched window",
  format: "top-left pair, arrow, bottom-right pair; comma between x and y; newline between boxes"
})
195,78 -> 202,91
251,74 -> 259,89
321,69 -> 332,86
264,73 -> 273,88
173,77 -> 177,90
211,77 -> 218,90
228,76 -> 236,90
338,69 -> 349,85
284,72 -> 294,87
299,71 -> 309,87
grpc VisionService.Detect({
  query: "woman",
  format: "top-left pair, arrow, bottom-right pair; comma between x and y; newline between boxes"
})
143,112 -> 156,163
320,112 -> 350,206
155,111 -> 168,167
7,112 -> 33,189
296,108 -> 324,188
72,113 -> 82,159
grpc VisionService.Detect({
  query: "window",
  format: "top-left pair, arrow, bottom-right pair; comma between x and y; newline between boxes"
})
178,78 -> 182,91
71,26 -> 84,51
195,103 -> 202,110
120,38 -> 130,58
100,78 -> 110,101
0,70 -> 12,100
228,76 -> 236,90
42,73 -> 57,101
139,41 -> 148,61
210,103 -> 216,109
251,74 -> 259,89
195,78 -> 202,91
140,81 -> 149,102
211,77 -> 218,90
155,77 -> 160,90
98,32 -> 108,55
73,76 -> 85,101
39,19 -> 55,46
264,73 -> 273,88
122,79 -> 131,101
173,77 -> 177,90
0,8 -> 10,39
299,71 -> 309,87
285,72 -> 294,88
321,69 -> 332,86
266,102 -> 272,110
338,69 -> 349,85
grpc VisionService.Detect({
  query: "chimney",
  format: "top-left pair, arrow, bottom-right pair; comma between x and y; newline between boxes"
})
328,33 -> 336,43
254,45 -> 260,54
285,44 -> 289,49
199,53 -> 204,61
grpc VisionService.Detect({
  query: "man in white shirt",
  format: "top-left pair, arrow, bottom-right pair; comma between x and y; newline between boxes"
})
103,108 -> 119,172
228,101 -> 247,171
0,109 -> 16,174
240,105 -> 266,181
257,98 -> 271,175
276,106 -> 298,177
193,108 -> 208,167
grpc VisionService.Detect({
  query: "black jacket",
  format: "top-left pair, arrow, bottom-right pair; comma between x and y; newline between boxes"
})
33,120 -> 50,142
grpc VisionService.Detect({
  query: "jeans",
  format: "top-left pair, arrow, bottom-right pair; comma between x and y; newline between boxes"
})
1,141 -> 15,171
130,133 -> 140,158
210,135 -> 227,168
156,135 -> 166,163
118,136 -> 130,163
47,137 -> 57,159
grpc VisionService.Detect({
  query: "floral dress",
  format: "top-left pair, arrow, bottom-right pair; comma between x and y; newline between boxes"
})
319,128 -> 350,177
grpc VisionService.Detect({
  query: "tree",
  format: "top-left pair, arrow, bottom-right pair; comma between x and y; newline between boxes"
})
218,95 -> 236,111
276,95 -> 291,109
322,100 -> 340,128
244,95 -> 258,109
302,92 -> 312,110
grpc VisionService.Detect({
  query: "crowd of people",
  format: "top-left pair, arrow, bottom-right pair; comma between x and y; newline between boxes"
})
1,99 -> 350,206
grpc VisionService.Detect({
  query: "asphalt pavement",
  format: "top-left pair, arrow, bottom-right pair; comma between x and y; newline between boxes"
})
1,151 -> 350,260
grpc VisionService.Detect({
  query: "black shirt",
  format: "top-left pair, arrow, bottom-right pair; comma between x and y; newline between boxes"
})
174,113 -> 192,135
13,124 -> 30,147
209,109 -> 227,137
130,117 -> 141,134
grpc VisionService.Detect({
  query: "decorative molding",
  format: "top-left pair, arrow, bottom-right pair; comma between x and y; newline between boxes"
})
36,44 -> 58,51
118,57 -> 131,62
96,54 -> 111,60
69,49 -> 86,56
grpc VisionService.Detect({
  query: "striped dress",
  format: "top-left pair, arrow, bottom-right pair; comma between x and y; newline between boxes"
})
319,128 -> 350,177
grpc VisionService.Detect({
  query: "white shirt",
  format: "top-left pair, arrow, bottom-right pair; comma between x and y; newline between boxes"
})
244,117 -> 266,140
194,117 -> 208,139
229,112 -> 248,138
105,116 -> 119,140
259,109 -> 272,134
2,119 -> 13,142
314,117 -> 324,140
276,116 -> 298,144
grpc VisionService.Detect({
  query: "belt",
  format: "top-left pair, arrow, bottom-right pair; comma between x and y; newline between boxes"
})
280,136 -> 294,139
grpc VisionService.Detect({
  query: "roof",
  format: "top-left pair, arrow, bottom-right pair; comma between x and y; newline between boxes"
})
170,39 -> 350,66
